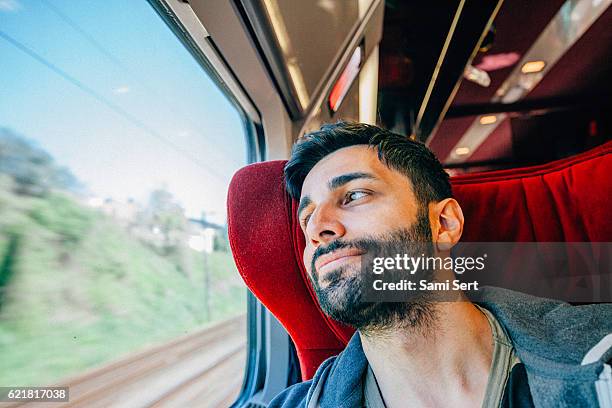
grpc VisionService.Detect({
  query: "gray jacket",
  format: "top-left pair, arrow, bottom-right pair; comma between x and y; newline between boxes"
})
269,287 -> 612,407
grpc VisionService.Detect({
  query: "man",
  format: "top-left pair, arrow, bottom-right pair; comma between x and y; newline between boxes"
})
269,122 -> 611,407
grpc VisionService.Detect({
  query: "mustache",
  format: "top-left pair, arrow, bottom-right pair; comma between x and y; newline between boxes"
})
309,222 -> 433,279
310,238 -> 373,278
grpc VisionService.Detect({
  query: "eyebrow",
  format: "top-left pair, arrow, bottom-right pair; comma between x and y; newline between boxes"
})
328,172 -> 377,190
297,172 -> 377,219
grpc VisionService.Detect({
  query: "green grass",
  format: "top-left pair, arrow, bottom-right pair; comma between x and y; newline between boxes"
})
0,189 -> 245,386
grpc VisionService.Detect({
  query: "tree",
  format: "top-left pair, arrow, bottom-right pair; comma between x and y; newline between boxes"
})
0,128 -> 82,196
144,188 -> 186,252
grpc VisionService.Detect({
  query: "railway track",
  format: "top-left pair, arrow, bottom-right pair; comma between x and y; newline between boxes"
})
3,315 -> 246,408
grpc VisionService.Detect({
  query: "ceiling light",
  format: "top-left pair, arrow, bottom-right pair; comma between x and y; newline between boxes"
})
475,52 -> 521,72
521,60 -> 546,74
479,115 -> 497,125
455,147 -> 470,156
500,85 -> 525,104
464,65 -> 491,87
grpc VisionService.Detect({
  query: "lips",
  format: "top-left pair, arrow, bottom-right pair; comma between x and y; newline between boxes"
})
315,248 -> 364,272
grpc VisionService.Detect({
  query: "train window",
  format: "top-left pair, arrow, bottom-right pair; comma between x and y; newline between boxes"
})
0,0 -> 248,404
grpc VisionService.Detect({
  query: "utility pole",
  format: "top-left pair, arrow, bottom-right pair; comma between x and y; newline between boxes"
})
203,250 -> 211,322
201,211 -> 211,322
188,212 -> 218,323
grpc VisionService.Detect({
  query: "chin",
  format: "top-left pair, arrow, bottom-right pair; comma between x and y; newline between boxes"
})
316,263 -> 360,289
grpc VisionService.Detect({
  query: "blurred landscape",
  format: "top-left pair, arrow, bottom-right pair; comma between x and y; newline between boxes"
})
0,128 -> 245,386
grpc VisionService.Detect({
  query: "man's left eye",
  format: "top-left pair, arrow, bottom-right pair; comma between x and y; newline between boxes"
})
344,191 -> 368,204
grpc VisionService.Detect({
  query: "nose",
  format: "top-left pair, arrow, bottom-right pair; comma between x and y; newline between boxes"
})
305,203 -> 346,246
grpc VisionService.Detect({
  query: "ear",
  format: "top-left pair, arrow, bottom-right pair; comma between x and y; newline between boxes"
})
429,198 -> 464,252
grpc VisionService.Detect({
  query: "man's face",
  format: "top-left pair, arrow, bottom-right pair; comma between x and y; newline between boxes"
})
298,145 -> 434,331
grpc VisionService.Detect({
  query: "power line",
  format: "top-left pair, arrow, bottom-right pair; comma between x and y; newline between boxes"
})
39,0 -> 244,166
0,29 -> 228,183
39,0 -> 124,67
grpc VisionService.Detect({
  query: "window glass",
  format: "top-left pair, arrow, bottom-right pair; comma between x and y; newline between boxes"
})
0,0 -> 247,401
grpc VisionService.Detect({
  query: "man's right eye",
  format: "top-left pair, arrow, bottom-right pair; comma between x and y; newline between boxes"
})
342,190 -> 369,205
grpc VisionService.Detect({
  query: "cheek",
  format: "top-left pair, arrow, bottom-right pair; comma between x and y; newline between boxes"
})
385,195 -> 416,219
303,247 -> 314,273
349,199 -> 412,229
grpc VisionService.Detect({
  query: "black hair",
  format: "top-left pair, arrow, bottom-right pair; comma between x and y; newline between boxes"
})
284,122 -> 452,206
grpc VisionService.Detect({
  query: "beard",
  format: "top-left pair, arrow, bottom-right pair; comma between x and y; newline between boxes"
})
309,210 -> 437,335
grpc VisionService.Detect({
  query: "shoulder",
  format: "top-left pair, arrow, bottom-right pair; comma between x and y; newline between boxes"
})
268,356 -> 338,408
475,287 -> 612,364
268,380 -> 314,408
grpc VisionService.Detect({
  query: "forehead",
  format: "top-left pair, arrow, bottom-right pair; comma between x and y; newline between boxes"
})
301,145 -> 408,196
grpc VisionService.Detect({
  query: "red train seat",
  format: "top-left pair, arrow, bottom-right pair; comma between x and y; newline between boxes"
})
227,140 -> 611,380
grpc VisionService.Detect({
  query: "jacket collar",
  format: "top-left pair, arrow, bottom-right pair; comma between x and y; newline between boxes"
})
314,333 -> 368,408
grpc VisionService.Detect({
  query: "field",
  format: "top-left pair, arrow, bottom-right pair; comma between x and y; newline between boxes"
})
0,180 -> 245,386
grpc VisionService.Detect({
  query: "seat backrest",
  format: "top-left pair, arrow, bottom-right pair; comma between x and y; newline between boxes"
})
227,141 -> 611,380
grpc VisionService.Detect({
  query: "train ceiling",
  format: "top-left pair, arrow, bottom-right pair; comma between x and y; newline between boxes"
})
378,0 -> 611,170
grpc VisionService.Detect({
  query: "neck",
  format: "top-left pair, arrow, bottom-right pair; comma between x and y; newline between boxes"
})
360,301 -> 493,408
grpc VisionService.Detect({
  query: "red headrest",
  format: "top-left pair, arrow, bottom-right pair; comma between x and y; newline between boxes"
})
227,141 -> 611,379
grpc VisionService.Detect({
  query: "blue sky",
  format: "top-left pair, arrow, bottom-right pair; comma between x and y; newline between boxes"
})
0,0 -> 247,222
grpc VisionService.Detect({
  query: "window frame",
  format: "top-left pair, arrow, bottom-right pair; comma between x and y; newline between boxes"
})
147,0 -> 263,165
